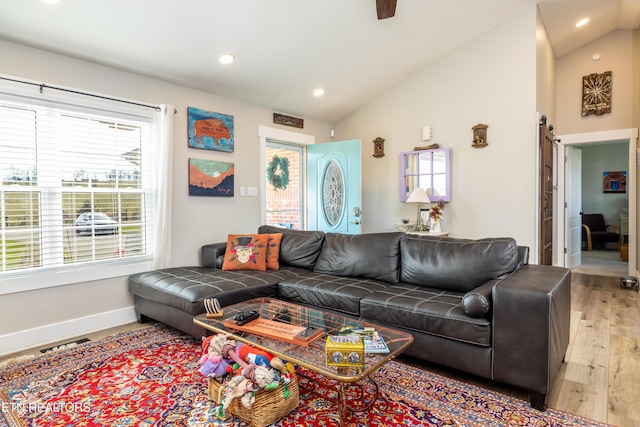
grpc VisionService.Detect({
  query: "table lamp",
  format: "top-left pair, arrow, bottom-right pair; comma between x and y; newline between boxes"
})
406,187 -> 431,232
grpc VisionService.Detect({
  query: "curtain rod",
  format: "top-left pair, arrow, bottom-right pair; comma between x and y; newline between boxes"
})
0,76 -> 171,112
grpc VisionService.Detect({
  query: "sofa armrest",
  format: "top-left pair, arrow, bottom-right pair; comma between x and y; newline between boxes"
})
517,246 -> 529,268
492,265 -> 571,407
201,242 -> 227,269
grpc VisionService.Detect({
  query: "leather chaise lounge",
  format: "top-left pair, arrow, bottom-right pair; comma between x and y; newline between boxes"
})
128,225 -> 571,411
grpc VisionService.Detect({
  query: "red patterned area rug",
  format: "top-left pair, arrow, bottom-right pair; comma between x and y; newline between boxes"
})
0,323 -> 609,427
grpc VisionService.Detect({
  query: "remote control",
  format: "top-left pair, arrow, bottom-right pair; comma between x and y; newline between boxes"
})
298,327 -> 317,338
234,310 -> 260,326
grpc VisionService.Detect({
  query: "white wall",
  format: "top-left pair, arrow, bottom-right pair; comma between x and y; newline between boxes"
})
536,6 -> 557,125
334,6 -> 539,251
0,39 -> 331,353
556,30 -> 637,135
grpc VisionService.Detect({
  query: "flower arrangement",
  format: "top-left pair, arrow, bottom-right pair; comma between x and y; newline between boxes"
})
430,200 -> 445,224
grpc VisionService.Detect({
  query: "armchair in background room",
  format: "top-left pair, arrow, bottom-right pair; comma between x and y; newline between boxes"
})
581,213 -> 620,251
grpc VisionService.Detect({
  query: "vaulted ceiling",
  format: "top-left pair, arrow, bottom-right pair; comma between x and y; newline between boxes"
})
0,0 -> 638,123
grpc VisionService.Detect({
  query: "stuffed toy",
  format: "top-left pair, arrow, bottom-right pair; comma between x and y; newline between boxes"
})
224,364 -> 281,411
235,342 -> 282,368
221,374 -> 254,414
220,337 -> 286,376
199,354 -> 231,378
198,335 -> 232,378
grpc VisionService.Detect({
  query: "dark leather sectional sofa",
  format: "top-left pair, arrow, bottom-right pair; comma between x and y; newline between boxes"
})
128,225 -> 571,410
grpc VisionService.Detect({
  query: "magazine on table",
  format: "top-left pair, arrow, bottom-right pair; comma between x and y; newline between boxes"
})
339,326 -> 390,353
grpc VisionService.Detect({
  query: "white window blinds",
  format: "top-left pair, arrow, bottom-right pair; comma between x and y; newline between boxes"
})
0,84 -> 157,276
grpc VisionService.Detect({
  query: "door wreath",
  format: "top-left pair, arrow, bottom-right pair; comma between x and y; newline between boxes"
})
267,155 -> 290,190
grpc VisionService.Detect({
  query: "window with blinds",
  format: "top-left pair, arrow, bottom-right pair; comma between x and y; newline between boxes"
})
0,93 -> 155,275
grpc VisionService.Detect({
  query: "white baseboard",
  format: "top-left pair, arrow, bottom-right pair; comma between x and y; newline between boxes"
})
0,306 -> 137,357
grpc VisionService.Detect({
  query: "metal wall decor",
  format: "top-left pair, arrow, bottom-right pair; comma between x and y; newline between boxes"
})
472,124 -> 488,148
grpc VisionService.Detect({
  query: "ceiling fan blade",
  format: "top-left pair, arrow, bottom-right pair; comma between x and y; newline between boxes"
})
376,0 -> 397,19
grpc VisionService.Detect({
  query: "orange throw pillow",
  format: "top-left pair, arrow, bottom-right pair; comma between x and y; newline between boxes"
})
222,234 -> 268,271
265,233 -> 283,270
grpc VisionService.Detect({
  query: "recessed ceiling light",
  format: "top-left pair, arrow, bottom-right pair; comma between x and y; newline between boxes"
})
41,0 -> 60,4
313,88 -> 325,97
576,18 -> 589,27
218,54 -> 235,65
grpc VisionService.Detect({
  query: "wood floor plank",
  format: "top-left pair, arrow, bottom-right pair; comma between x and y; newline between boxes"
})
565,309 -> 583,360
607,334 -> 640,423
564,319 -> 610,388
581,289 -> 612,323
611,287 -> 640,340
551,378 -> 608,423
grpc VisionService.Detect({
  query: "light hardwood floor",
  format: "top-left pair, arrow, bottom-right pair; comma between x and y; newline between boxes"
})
2,269 -> 638,425
402,269 -> 640,427
550,272 -> 640,426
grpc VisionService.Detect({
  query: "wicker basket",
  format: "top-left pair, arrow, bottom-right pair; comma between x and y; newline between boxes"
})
208,374 -> 299,427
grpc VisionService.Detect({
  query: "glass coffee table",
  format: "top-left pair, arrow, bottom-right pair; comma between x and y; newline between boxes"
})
193,297 -> 414,426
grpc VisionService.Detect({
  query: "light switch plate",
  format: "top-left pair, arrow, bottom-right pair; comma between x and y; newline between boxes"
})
422,126 -> 432,141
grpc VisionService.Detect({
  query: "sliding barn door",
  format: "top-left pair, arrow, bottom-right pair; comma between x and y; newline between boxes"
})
539,116 -> 555,265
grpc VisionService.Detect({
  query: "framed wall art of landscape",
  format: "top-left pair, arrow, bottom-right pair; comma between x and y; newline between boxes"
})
188,158 -> 234,197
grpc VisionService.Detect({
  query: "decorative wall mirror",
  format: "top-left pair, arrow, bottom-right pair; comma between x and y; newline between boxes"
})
400,148 -> 450,202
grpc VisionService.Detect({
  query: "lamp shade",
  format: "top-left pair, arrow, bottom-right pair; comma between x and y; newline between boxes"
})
406,187 -> 431,204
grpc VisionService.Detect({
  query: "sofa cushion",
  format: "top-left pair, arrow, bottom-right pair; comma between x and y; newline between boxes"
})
258,225 -> 324,269
222,234 -> 268,271
277,270 -> 390,316
265,233 -> 283,270
360,284 -> 491,346
400,235 -> 518,293
313,232 -> 402,284
128,267 -> 299,315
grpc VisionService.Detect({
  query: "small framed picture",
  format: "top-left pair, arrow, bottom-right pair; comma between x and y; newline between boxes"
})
420,208 -> 430,224
603,171 -> 626,193
472,123 -> 488,148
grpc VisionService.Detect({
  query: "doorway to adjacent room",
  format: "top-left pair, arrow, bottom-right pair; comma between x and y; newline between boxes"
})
556,128 -> 638,276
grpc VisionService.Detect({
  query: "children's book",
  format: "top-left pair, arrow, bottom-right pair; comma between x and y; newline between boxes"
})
339,326 -> 390,353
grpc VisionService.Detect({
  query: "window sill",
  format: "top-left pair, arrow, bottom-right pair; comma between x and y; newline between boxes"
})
0,256 -> 154,296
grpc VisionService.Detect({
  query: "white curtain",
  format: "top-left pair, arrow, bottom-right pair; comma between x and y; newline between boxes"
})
152,104 -> 174,269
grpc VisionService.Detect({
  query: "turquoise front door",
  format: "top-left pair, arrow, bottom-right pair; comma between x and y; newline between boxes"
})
308,139 -> 361,234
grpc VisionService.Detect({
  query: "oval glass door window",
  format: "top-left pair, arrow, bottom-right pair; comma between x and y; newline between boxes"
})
322,160 -> 345,227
